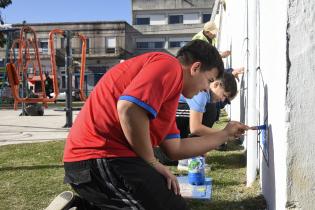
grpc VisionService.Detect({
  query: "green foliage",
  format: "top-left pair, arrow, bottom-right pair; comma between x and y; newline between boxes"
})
0,0 -> 12,9
0,0 -> 12,47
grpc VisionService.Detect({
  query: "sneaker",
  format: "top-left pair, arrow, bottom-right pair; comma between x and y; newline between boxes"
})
45,191 -> 75,210
177,159 -> 189,171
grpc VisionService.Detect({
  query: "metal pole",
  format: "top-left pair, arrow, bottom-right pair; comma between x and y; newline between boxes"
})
1,30 -> 14,108
216,1 -> 224,50
63,30 -> 73,128
20,32 -> 27,116
210,0 -> 220,22
246,0 -> 258,187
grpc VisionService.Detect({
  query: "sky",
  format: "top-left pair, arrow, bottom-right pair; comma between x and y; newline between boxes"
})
1,0 -> 132,24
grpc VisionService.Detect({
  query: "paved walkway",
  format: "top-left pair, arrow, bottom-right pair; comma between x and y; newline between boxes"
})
0,109 -> 80,146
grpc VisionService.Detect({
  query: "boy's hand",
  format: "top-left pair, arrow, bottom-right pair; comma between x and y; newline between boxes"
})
232,67 -> 245,82
152,162 -> 181,195
220,50 -> 231,58
223,121 -> 249,140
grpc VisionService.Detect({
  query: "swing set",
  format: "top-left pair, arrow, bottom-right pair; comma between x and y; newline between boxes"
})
6,25 -> 87,110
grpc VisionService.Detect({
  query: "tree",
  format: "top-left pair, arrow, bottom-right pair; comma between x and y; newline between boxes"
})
0,0 -> 12,23
0,0 -> 12,47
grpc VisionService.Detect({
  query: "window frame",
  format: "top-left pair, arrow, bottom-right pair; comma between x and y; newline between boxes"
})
202,13 -> 212,23
168,15 -> 184,24
136,17 -> 150,25
105,37 -> 116,53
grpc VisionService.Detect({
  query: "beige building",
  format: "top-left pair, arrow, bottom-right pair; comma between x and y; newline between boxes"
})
131,0 -> 215,55
0,21 -> 138,95
0,0 -> 215,99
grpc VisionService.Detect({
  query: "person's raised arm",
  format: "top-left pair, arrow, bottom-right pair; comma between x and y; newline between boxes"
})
231,67 -> 245,82
220,50 -> 231,58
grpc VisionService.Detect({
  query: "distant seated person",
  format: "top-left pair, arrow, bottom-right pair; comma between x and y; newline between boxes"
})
193,21 -> 244,81
177,72 -> 238,170
155,72 -> 238,167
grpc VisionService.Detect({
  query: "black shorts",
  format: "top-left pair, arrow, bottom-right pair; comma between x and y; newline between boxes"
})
64,158 -> 189,210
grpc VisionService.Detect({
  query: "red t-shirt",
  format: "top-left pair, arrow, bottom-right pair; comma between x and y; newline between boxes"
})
64,52 -> 182,162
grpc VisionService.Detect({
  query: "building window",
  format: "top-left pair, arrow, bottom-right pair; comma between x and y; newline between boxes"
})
169,41 -> 187,48
136,42 -> 149,49
106,37 -> 116,53
28,67 -> 34,74
136,41 -> 165,49
40,40 -> 48,53
168,15 -> 183,24
60,38 -> 65,49
202,14 -> 211,23
74,74 -> 80,89
60,70 -> 66,89
154,42 -> 164,48
13,42 -> 19,55
136,17 -> 150,25
61,76 -> 66,89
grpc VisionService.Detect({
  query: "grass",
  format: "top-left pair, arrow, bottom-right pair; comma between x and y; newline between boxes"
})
0,142 -> 70,210
0,111 -> 266,210
185,142 -> 266,210
184,110 -> 266,210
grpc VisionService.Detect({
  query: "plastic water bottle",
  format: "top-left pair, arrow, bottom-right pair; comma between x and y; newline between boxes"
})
188,156 -> 205,185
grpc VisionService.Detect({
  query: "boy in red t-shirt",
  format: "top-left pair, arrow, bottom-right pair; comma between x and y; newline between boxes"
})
47,40 -> 249,210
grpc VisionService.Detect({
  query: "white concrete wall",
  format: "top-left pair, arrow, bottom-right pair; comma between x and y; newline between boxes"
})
219,0 -> 248,125
286,0 -> 315,209
223,0 -> 315,209
220,0 -> 315,209
259,0 -> 288,209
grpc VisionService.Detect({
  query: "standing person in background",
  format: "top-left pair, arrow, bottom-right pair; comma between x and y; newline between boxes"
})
193,20 -> 244,80
193,21 -> 230,58
46,40 -> 249,210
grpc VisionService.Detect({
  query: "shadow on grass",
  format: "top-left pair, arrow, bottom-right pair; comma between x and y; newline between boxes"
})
187,195 -> 267,210
225,142 -> 244,151
206,153 -> 246,170
0,124 -> 67,130
0,164 -> 63,171
211,179 -> 240,187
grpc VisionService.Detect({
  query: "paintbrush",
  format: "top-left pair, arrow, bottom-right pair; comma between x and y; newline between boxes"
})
249,124 -> 267,130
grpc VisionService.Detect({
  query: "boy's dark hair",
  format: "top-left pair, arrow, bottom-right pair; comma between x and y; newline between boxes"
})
221,72 -> 237,99
176,39 -> 224,78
